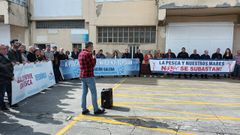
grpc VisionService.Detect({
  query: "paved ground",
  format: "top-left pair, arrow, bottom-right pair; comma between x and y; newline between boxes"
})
0,77 -> 240,135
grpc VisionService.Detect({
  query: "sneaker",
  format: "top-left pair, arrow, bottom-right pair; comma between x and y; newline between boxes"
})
94,109 -> 105,115
82,109 -> 90,115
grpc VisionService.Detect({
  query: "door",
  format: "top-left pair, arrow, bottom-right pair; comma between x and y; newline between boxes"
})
129,44 -> 139,58
166,22 -> 234,55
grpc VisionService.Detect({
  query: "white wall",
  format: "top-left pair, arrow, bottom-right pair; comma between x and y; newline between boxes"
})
0,24 -> 10,45
33,0 -> 83,17
166,22 -> 234,55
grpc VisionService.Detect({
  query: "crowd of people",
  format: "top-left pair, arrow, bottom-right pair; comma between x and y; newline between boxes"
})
0,39 -> 82,111
92,47 -> 240,79
1,39 -> 240,111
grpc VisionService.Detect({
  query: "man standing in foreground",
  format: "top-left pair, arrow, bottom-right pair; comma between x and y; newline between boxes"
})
78,42 -> 105,115
0,44 -> 14,111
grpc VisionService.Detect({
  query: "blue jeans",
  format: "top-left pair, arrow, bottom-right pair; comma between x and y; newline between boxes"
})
81,77 -> 99,112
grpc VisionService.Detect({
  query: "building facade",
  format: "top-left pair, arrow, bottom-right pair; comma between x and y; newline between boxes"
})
0,0 -> 29,45
1,0 -> 239,56
158,0 -> 240,55
30,0 -> 90,51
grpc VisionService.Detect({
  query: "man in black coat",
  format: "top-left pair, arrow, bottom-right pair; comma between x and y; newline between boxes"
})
0,44 -> 14,111
190,49 -> 201,59
212,48 -> 222,79
8,39 -> 22,63
177,47 -> 189,78
212,48 -> 222,60
134,49 -> 144,77
201,50 -> 211,60
201,50 -> 211,78
71,48 -> 80,59
177,47 -> 189,59
165,49 -> 176,59
122,49 -> 131,58
52,46 -> 62,83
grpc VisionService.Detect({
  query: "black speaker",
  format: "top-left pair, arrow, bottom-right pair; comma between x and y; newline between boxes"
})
101,88 -> 113,109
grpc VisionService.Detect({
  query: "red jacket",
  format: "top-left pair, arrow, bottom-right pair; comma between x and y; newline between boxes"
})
78,49 -> 96,78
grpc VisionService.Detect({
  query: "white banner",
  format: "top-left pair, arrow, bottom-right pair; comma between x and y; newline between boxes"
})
12,61 -> 56,105
150,59 -> 236,74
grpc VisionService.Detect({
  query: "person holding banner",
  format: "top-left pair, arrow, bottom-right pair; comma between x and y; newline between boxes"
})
177,47 -> 189,78
212,48 -> 223,79
201,50 -> 211,78
122,49 -> 131,58
190,49 -> 201,78
233,50 -> 240,79
71,48 -> 80,59
0,44 -> 14,111
134,49 -> 144,77
78,42 -> 105,115
144,51 -> 153,77
164,49 -> 176,59
223,48 -> 233,78
96,49 -> 106,59
112,50 -> 119,59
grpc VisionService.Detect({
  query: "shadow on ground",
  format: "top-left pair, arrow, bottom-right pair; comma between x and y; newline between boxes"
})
0,80 -> 82,135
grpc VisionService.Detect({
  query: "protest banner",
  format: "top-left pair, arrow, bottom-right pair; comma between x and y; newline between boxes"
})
12,61 -> 56,105
60,59 -> 140,80
150,59 -> 236,74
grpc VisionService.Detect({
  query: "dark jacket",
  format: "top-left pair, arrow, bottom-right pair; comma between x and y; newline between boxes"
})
223,54 -> 233,60
0,54 -> 14,85
59,53 -> 68,61
122,53 -> 131,58
201,54 -> 211,60
177,52 -> 189,59
212,53 -> 222,60
134,53 -> 144,64
190,54 -> 201,60
71,51 -> 79,59
8,49 -> 22,63
164,53 -> 176,59
53,51 -> 60,67
27,52 -> 37,62
96,54 -> 106,59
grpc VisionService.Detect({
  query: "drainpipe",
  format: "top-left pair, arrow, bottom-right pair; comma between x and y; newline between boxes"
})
155,0 -> 159,50
27,0 -> 32,46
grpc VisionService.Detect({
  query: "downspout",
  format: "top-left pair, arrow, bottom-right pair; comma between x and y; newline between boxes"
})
155,0 -> 159,50
27,0 -> 32,46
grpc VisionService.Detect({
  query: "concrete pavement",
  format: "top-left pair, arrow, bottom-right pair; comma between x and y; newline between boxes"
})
0,77 -> 240,135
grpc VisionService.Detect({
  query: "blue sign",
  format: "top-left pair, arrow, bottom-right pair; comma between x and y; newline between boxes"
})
60,59 -> 140,80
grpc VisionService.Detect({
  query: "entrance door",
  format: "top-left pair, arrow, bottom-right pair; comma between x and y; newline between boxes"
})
129,44 -> 139,58
166,22 -> 234,55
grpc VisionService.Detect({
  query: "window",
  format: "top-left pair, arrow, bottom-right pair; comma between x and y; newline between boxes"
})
72,44 -> 82,52
36,20 -> 85,29
97,26 -> 156,44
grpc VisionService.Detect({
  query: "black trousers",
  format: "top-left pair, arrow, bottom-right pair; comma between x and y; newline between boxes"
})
0,82 -> 12,107
53,65 -> 62,83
